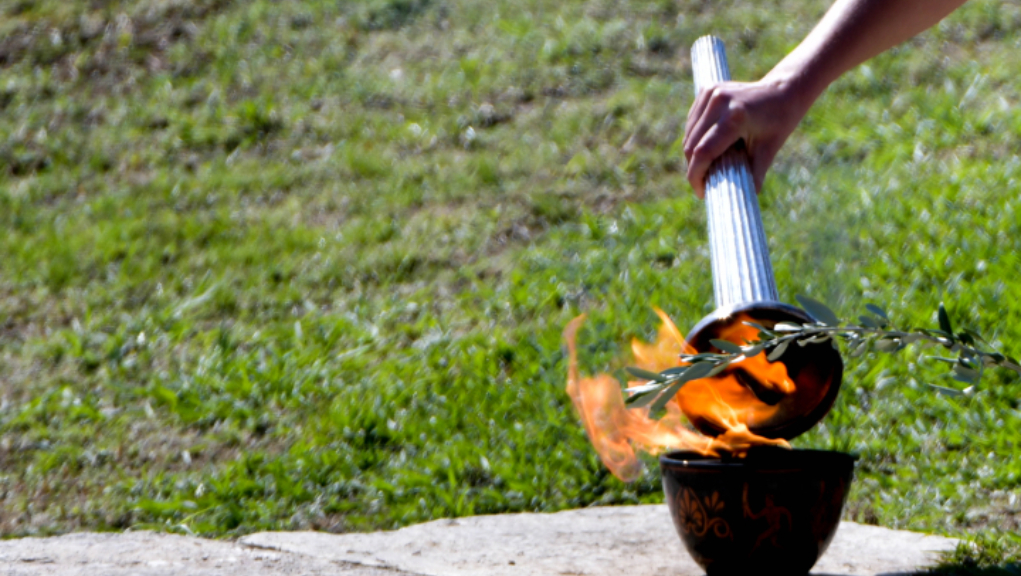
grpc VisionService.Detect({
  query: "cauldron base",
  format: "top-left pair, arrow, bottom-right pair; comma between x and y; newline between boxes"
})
661,447 -> 856,576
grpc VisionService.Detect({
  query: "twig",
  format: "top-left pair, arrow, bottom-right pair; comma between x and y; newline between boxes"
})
626,295 -> 1021,418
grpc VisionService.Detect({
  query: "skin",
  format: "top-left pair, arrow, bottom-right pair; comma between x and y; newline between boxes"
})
682,0 -> 970,198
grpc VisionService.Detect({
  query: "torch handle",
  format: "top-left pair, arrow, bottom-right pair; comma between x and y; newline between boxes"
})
691,36 -> 779,309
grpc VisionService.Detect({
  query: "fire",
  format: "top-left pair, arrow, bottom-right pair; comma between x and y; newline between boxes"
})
564,310 -> 790,482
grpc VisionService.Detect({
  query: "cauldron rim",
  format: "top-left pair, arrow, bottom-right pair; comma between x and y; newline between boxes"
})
660,447 -> 858,471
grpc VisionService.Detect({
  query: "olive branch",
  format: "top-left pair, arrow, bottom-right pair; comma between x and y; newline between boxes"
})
625,295 -> 1021,419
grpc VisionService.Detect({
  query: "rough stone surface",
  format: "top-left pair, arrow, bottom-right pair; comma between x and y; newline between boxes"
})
0,531 -> 410,576
241,505 -> 958,576
0,505 -> 957,576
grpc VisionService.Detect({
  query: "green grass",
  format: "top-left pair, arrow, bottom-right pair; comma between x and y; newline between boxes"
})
0,0 -> 1020,569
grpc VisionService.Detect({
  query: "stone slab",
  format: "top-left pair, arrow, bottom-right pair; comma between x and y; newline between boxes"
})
0,505 -> 957,576
0,531 -> 411,576
242,505 -> 958,576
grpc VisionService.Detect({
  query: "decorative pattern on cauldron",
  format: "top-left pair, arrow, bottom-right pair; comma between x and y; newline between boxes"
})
675,489 -> 732,540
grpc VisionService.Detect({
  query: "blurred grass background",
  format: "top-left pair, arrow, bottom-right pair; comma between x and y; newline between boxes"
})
1,0 -> 1020,566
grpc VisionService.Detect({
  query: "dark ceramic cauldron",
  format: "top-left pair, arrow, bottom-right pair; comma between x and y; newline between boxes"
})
661,447 -> 856,576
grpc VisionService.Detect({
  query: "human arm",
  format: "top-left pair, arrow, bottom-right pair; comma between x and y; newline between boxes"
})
683,0 -> 969,197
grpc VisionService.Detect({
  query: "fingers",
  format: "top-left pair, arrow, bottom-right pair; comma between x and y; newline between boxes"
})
682,79 -> 802,198
686,105 -> 746,198
683,88 -> 715,156
683,84 -> 733,161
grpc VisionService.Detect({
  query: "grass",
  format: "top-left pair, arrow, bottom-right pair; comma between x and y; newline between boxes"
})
0,0 -> 1019,569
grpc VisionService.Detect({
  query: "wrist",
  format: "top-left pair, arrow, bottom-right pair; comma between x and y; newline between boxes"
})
760,65 -> 820,121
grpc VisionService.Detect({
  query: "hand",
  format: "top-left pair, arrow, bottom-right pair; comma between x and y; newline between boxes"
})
682,78 -> 808,198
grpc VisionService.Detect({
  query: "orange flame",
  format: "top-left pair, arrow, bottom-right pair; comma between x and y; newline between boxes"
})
564,310 -> 790,482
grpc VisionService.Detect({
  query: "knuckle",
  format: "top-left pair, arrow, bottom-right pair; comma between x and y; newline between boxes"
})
727,102 -> 747,123
708,87 -> 730,106
691,141 -> 713,159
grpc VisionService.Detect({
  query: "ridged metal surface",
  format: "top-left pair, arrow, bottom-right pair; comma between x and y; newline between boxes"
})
691,36 -> 779,308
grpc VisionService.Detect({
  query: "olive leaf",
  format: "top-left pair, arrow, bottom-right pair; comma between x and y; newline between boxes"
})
849,340 -> 868,357
710,339 -> 744,354
660,366 -> 690,377
929,383 -> 974,397
796,294 -> 841,326
962,328 -> 988,345
767,340 -> 790,362
625,367 -> 665,382
742,321 -> 775,337
648,380 -> 685,418
866,303 -> 889,320
859,315 -> 879,329
938,302 -> 954,338
626,388 -> 664,408
952,364 -> 980,383
679,361 -> 717,381
742,343 -> 766,357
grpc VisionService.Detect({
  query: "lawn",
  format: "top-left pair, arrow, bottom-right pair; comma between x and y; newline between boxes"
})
1,0 -> 1020,569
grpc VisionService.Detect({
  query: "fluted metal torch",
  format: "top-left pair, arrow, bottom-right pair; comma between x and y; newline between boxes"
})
683,36 -> 843,441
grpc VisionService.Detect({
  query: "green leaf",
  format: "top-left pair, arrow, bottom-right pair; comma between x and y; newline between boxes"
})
625,388 -> 661,408
984,352 -> 1006,365
660,366 -> 689,377
924,356 -> 958,365
625,367 -> 665,382
742,321 -> 775,337
710,339 -> 743,354
952,363 -> 980,383
679,361 -> 717,381
858,315 -> 879,329
680,352 -> 725,362
921,328 -> 955,345
958,355 -> 979,370
642,362 -> 719,395
796,294 -> 841,326
767,340 -> 790,362
849,340 -> 868,357
648,381 -> 684,418
624,381 -> 662,393
742,343 -> 766,357
938,302 -> 954,336
706,362 -> 730,377
929,383 -> 973,397
865,303 -> 889,320
962,328 -> 988,345
875,338 -> 902,353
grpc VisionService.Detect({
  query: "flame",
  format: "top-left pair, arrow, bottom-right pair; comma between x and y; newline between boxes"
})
564,310 -> 790,482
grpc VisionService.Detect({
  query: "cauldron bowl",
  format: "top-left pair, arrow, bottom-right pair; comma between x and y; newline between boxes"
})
660,447 -> 856,576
